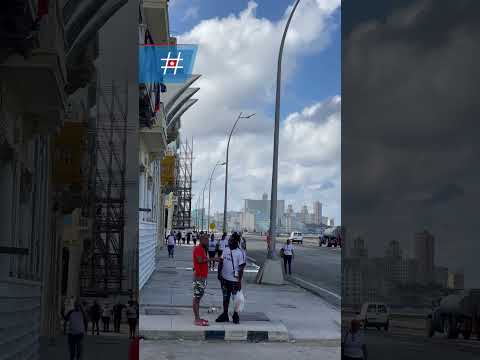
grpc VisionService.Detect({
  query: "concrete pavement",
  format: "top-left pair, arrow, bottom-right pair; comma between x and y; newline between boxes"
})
139,243 -> 340,342
141,340 -> 340,360
39,334 -> 130,360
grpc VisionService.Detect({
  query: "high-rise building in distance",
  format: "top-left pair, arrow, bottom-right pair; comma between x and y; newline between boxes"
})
414,230 -> 435,285
313,201 -> 322,225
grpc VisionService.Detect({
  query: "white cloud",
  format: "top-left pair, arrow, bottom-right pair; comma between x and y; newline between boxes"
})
182,6 -> 199,22
176,1 -> 341,221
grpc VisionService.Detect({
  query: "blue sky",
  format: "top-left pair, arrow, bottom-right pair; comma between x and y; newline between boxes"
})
168,0 -> 341,223
170,0 -> 340,119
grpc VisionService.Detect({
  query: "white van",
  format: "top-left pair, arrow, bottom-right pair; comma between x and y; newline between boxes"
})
357,302 -> 390,330
289,231 -> 303,245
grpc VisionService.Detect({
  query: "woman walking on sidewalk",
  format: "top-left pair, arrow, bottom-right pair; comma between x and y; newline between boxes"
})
64,299 -> 87,360
166,231 -> 176,258
281,239 -> 294,275
126,300 -> 138,339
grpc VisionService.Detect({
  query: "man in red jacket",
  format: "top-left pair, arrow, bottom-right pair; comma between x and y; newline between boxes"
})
192,233 -> 210,326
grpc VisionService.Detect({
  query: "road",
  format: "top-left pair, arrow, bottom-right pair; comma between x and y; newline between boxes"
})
244,234 -> 341,306
364,330 -> 480,359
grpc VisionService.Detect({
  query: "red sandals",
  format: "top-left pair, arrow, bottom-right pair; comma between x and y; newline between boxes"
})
194,319 -> 209,326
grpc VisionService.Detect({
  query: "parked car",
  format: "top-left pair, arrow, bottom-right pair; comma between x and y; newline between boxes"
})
289,231 -> 304,245
356,302 -> 390,331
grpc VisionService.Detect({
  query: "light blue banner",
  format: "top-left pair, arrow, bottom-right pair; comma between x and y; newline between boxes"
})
139,44 -> 198,84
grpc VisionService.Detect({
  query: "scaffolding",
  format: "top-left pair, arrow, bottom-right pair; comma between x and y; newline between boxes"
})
80,81 -> 128,297
172,138 -> 193,230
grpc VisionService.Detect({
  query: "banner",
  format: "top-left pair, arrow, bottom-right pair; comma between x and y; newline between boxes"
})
53,122 -> 86,185
161,155 -> 176,188
139,44 -> 198,83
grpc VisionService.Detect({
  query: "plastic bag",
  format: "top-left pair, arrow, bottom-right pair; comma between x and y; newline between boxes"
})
232,290 -> 245,313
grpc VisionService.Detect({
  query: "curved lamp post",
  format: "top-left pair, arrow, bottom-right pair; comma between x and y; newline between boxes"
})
222,112 -> 255,233
257,0 -> 301,285
208,161 -> 226,232
268,0 -> 300,258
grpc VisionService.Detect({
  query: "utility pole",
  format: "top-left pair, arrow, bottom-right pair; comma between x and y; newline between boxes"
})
257,0 -> 301,285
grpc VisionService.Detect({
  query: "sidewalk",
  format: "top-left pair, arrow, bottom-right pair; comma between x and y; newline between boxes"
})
140,244 -> 340,342
39,322 -> 133,359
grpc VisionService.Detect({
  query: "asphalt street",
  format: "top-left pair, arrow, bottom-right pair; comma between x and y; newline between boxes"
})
364,330 -> 480,359
244,234 -> 341,305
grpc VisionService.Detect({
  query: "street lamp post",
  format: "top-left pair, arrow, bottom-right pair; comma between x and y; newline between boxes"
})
257,0 -> 301,285
268,0 -> 300,258
201,183 -> 207,231
222,112 -> 255,233
208,161 -> 226,233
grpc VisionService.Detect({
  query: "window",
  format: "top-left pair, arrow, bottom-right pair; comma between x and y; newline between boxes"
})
367,304 -> 377,313
378,305 -> 387,313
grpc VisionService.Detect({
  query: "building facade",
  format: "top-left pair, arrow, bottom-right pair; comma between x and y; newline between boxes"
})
243,194 -> 285,233
414,230 -> 435,285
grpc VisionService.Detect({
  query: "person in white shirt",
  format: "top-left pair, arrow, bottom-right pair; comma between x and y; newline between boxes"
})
208,233 -> 218,270
63,299 -> 87,360
218,233 -> 228,258
126,300 -> 138,339
216,233 -> 246,324
342,319 -> 367,359
281,239 -> 295,275
166,231 -> 176,258
101,303 -> 112,332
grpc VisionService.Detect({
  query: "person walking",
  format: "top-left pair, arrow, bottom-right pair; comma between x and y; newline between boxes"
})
176,231 -> 182,246
101,302 -> 112,332
218,232 -> 227,258
342,319 -> 368,360
281,239 -> 294,275
90,300 -> 101,335
166,230 -> 176,258
208,233 -> 218,271
126,300 -> 138,339
64,299 -> 87,360
63,296 -> 75,334
216,233 -> 246,324
82,300 -> 91,333
187,231 -> 191,245
192,231 -> 198,246
239,232 -> 247,254
192,233 -> 210,326
113,299 -> 125,333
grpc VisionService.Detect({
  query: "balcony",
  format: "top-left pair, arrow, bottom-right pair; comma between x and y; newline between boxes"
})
0,0 -> 67,134
0,0 -> 38,57
140,104 -> 168,157
139,86 -> 155,128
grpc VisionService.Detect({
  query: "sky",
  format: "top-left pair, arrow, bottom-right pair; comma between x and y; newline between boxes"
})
342,0 -> 480,287
168,0 -> 341,222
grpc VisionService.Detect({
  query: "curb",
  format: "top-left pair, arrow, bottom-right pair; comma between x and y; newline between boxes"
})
287,276 -> 340,309
140,329 -> 289,342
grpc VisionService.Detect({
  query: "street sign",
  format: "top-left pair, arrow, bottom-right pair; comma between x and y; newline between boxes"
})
209,223 -> 216,230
